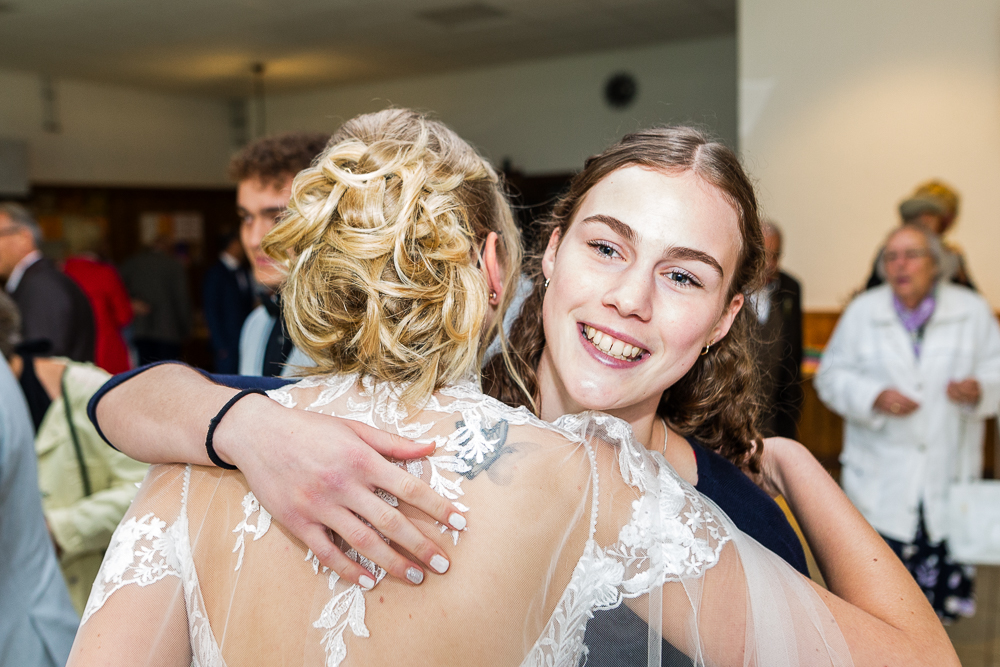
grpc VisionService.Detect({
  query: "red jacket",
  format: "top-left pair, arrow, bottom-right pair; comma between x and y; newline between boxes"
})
63,256 -> 133,374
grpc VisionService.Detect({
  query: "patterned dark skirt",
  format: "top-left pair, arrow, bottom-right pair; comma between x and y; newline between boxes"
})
881,506 -> 976,623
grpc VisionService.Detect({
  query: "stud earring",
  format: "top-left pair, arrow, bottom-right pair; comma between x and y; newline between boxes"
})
489,290 -> 497,301
543,278 -> 550,290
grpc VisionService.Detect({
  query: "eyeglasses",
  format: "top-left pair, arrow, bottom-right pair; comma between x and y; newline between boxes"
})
883,249 -> 930,263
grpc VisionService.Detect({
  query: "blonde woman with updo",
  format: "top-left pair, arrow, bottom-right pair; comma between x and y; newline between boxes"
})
82,116 -> 958,665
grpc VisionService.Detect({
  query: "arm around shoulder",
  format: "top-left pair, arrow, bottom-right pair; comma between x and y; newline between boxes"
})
761,437 -> 959,667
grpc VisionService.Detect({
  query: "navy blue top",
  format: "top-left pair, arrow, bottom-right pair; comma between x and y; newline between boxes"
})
89,364 -> 810,665
87,361 -> 293,449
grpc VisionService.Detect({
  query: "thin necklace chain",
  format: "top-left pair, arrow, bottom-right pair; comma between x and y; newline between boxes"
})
658,417 -> 669,456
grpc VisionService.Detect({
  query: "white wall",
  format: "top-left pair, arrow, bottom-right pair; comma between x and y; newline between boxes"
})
0,35 -> 736,190
0,69 -> 232,187
740,0 -> 1000,309
266,36 -> 737,175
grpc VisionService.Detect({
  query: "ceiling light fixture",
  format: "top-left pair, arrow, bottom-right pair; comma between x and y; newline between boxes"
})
251,62 -> 266,139
417,3 -> 507,29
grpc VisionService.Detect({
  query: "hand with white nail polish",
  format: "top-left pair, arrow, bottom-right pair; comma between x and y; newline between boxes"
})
92,363 -> 466,591
220,398 -> 466,589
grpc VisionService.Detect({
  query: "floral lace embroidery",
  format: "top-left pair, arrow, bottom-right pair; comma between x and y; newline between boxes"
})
261,376 -> 534,664
520,414 -> 731,667
81,511 -> 181,624
232,492 -> 272,571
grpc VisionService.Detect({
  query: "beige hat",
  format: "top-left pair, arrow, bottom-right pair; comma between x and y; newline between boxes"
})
899,196 -> 946,221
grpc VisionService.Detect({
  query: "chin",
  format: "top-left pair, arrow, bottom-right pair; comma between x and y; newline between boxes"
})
254,269 -> 284,290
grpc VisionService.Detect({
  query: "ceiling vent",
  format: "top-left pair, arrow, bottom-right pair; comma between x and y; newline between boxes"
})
417,3 -> 508,28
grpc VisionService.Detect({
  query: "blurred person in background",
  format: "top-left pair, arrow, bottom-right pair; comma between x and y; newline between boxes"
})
866,179 -> 974,290
62,221 -> 133,374
0,292 -> 78,666
748,219 -> 803,438
0,202 -> 95,362
231,132 -> 327,377
119,235 -> 191,365
817,222 -> 1000,622
0,292 -> 147,614
202,231 -> 254,373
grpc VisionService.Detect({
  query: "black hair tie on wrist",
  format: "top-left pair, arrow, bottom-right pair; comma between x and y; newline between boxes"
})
206,388 -> 268,470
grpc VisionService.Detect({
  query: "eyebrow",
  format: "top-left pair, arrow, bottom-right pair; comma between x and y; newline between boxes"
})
580,214 -> 725,277
581,214 -> 637,244
237,206 -> 286,216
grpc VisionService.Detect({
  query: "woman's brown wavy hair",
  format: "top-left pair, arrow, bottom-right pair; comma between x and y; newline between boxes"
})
483,126 -> 768,471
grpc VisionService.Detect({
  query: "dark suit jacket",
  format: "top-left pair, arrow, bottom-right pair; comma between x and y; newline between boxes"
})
202,258 -> 254,374
11,258 -> 95,362
758,271 -> 803,439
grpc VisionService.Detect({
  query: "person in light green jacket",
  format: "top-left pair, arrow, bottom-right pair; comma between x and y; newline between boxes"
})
0,286 -> 149,614
29,357 -> 150,614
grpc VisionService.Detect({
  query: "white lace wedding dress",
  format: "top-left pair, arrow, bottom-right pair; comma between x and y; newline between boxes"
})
76,374 -> 854,667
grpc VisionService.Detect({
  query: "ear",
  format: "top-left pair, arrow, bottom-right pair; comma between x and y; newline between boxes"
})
481,231 -> 504,305
541,228 -> 562,282
708,293 -> 744,346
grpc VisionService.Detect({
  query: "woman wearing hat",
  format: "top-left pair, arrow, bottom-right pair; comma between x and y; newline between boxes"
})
866,179 -> 974,290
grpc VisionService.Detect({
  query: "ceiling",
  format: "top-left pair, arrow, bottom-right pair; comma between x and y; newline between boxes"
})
0,0 -> 735,98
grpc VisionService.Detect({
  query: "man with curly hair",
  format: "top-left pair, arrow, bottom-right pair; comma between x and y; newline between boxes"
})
230,132 -> 329,376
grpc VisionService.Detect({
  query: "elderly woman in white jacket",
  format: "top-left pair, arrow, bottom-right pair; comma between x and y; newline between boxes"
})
816,222 -> 1000,622
816,224 -> 1000,621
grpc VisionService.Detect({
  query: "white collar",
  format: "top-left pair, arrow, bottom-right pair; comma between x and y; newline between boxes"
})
219,251 -> 241,271
5,249 -> 42,293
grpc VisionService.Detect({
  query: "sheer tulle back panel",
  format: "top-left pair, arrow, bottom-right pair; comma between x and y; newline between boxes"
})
189,377 -> 600,666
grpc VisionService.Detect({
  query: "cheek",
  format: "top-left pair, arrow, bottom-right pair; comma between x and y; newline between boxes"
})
653,297 -> 720,355
240,225 -> 255,252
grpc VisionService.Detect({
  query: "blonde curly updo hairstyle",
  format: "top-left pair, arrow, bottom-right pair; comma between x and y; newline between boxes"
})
263,109 -> 522,406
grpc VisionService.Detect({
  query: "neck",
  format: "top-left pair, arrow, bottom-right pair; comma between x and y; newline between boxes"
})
536,348 -> 660,451
8,354 -> 22,379
898,290 -> 931,310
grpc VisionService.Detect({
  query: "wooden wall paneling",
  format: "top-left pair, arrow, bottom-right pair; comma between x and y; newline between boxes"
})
24,184 -> 239,371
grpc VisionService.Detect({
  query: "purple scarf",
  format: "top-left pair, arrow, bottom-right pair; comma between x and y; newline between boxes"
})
893,291 -> 936,357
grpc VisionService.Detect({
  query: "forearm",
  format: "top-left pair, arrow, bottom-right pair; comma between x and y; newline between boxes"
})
772,439 -> 957,665
95,363 -> 239,465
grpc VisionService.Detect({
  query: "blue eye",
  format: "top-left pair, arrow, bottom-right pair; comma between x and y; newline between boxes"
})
588,241 -> 621,259
666,270 -> 701,288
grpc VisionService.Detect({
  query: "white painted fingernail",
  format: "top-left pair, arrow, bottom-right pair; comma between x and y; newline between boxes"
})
406,567 -> 424,585
448,512 -> 466,530
430,554 -> 450,574
359,575 -> 375,590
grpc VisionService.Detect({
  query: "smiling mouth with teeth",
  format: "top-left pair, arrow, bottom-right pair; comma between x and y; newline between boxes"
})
582,325 -> 646,361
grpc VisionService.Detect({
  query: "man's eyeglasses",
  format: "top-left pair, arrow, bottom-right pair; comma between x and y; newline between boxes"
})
883,249 -> 930,263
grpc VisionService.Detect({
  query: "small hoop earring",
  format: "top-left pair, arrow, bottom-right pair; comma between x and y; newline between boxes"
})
700,340 -> 714,356
543,278 -> 550,290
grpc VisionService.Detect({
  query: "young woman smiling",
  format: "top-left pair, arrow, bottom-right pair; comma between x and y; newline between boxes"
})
89,126 -> 958,666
